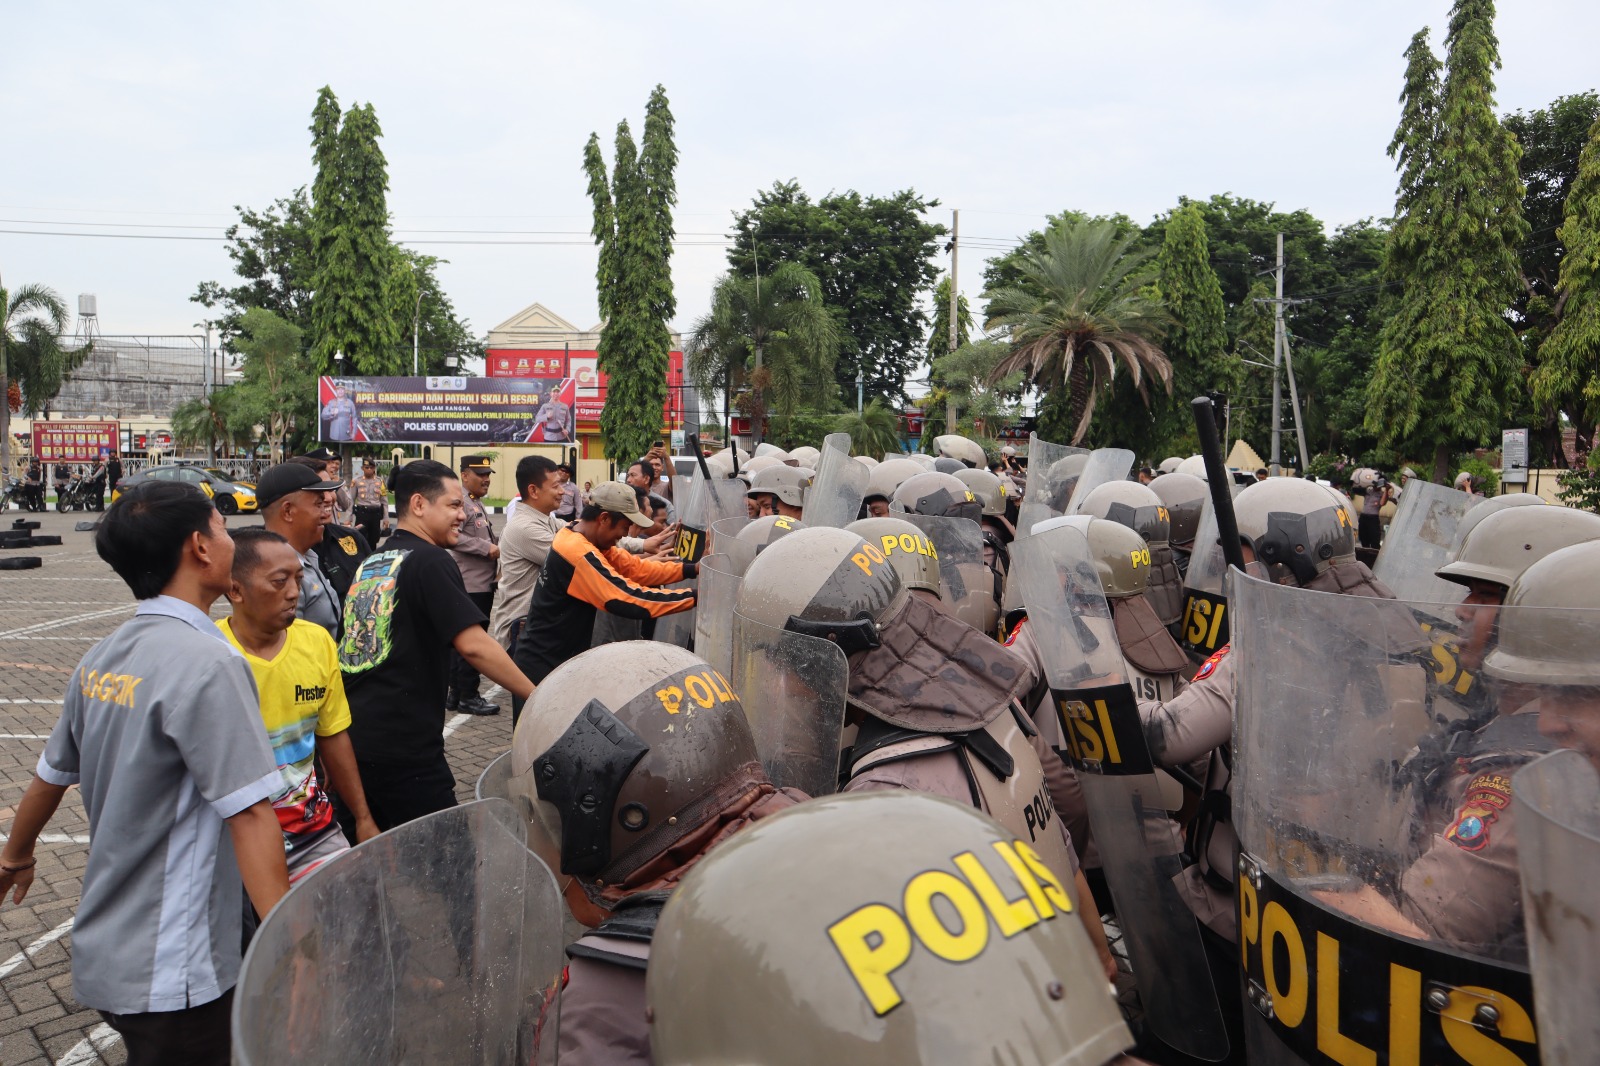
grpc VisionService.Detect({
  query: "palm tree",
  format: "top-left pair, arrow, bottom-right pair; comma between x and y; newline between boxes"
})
836,398 -> 903,456
1,281 -> 89,477
984,221 -> 1171,444
171,390 -> 244,458
684,262 -> 839,448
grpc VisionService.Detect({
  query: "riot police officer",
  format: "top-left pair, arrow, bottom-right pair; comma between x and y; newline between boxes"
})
507,641 -> 806,1064
646,791 -> 1143,1066
1148,471 -> 1206,578
1077,480 -> 1184,628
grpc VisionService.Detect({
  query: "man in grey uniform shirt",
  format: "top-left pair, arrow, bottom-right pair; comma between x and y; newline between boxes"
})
0,480 -> 288,1066
257,461 -> 344,637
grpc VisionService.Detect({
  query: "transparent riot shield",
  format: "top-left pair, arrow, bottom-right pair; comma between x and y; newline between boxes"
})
693,552 -> 743,680
1231,572 -> 1541,1065
1177,494 -> 1230,660
1019,432 -> 1090,527
1064,447 -> 1136,516
802,432 -> 868,528
1373,478 -> 1483,613
234,799 -> 565,1066
475,750 -> 514,802
649,590 -> 697,649
900,511 -> 998,635
708,514 -> 749,555
1014,524 -> 1229,1061
675,471 -> 747,564
730,610 -> 849,797
1515,750 -> 1600,1066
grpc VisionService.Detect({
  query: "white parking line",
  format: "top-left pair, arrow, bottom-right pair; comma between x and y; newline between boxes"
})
0,732 -> 52,738
1,833 -> 90,845
0,700 -> 61,705
55,1022 -> 120,1065
0,606 -> 134,639
0,916 -> 74,979
442,713 -> 471,737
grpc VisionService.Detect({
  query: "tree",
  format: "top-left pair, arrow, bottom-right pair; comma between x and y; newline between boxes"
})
728,182 -> 945,402
192,189 -> 316,340
0,282 -> 90,474
930,339 -> 1021,440
684,263 -> 840,447
1365,7 -> 1528,483
170,390 -> 245,456
309,90 -> 401,373
1505,92 -> 1600,461
584,85 -> 677,465
1530,115 -> 1600,448
228,308 -> 315,461
836,399 -> 903,457
1099,203 -> 1231,456
983,221 -> 1172,444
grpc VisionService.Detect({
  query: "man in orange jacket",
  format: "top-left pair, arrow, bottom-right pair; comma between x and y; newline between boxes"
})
511,481 -> 697,724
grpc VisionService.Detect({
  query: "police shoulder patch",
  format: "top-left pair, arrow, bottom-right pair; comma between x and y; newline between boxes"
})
1193,644 -> 1230,682
338,536 -> 358,556
1444,772 -> 1512,852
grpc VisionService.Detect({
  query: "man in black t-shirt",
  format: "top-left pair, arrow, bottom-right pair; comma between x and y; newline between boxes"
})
336,460 -> 535,832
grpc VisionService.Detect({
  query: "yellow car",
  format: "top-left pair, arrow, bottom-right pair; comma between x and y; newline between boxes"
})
112,464 -> 258,514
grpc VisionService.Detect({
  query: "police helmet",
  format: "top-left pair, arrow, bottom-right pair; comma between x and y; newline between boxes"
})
737,454 -> 785,484
893,471 -> 983,522
864,458 -> 924,502
933,456 -> 966,475
854,455 -> 880,468
907,453 -> 938,471
846,517 -> 942,596
746,464 -> 813,507
1077,480 -> 1171,546
1448,492 -> 1547,555
737,514 -> 809,556
788,445 -> 822,467
932,434 -> 988,468
1034,515 -> 1148,599
1175,455 -> 1208,480
1436,506 -> 1600,592
646,791 -> 1132,1066
1158,456 -> 1183,474
734,526 -> 906,654
509,642 -> 761,900
954,468 -> 1009,518
704,446 -> 750,479
1482,541 -> 1600,687
1039,454 -> 1090,509
753,443 -> 789,460
1149,472 -> 1206,547
1233,477 -> 1354,584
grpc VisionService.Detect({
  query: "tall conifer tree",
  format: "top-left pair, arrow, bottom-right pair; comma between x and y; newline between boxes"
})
584,86 -> 678,463
1366,5 -> 1528,480
310,93 -> 400,373
1152,204 -> 1231,449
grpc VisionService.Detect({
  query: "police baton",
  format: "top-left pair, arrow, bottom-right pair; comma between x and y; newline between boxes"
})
686,433 -> 713,481
1191,395 -> 1247,574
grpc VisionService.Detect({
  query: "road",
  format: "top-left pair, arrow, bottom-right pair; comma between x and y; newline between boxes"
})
0,510 -> 514,1065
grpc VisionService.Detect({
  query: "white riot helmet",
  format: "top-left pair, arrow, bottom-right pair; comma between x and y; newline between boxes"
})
746,464 -> 813,508
932,434 -> 987,469
1233,477 -> 1355,584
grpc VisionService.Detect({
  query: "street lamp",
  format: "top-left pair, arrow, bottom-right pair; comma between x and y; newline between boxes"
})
333,349 -> 345,374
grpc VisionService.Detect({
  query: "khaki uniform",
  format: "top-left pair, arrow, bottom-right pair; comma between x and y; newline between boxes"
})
488,504 -> 562,648
448,493 -> 498,594
1398,702 -> 1552,961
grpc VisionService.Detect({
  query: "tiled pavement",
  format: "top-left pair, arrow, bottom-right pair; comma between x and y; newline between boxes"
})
0,511 -> 514,1066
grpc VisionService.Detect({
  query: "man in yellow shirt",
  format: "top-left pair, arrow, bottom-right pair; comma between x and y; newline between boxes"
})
220,528 -> 378,878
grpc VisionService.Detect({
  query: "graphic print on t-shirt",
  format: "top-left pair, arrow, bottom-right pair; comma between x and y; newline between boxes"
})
339,549 -> 409,674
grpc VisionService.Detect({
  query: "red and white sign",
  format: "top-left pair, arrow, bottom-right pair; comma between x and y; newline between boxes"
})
485,348 -> 685,427
35,420 -> 120,462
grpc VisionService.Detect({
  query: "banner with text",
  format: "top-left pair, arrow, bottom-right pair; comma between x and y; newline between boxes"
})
35,420 -> 120,462
318,376 -> 576,444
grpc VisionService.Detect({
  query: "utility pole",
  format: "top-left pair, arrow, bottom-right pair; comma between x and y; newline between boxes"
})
1270,232 -> 1285,476
945,209 -> 960,433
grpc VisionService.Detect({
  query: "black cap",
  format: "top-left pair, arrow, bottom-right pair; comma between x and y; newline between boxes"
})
461,455 -> 495,474
302,447 -> 339,462
257,463 -> 343,510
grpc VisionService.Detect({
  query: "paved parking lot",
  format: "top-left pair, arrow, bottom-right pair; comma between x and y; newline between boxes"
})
0,511 -> 514,1065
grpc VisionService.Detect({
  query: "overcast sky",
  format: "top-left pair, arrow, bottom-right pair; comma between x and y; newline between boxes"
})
3,1 -> 1596,350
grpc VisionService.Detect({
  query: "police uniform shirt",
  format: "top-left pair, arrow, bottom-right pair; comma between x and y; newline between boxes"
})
297,546 -> 342,637
36,596 -> 279,1015
449,493 -> 499,595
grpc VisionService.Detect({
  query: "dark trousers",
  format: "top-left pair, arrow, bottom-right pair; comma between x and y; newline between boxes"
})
448,590 -> 495,699
354,504 -> 385,549
335,756 -> 457,836
100,987 -> 234,1066
1358,512 -> 1383,551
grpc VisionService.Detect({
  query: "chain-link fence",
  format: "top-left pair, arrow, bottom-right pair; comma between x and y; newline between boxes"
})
53,335 -> 211,418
